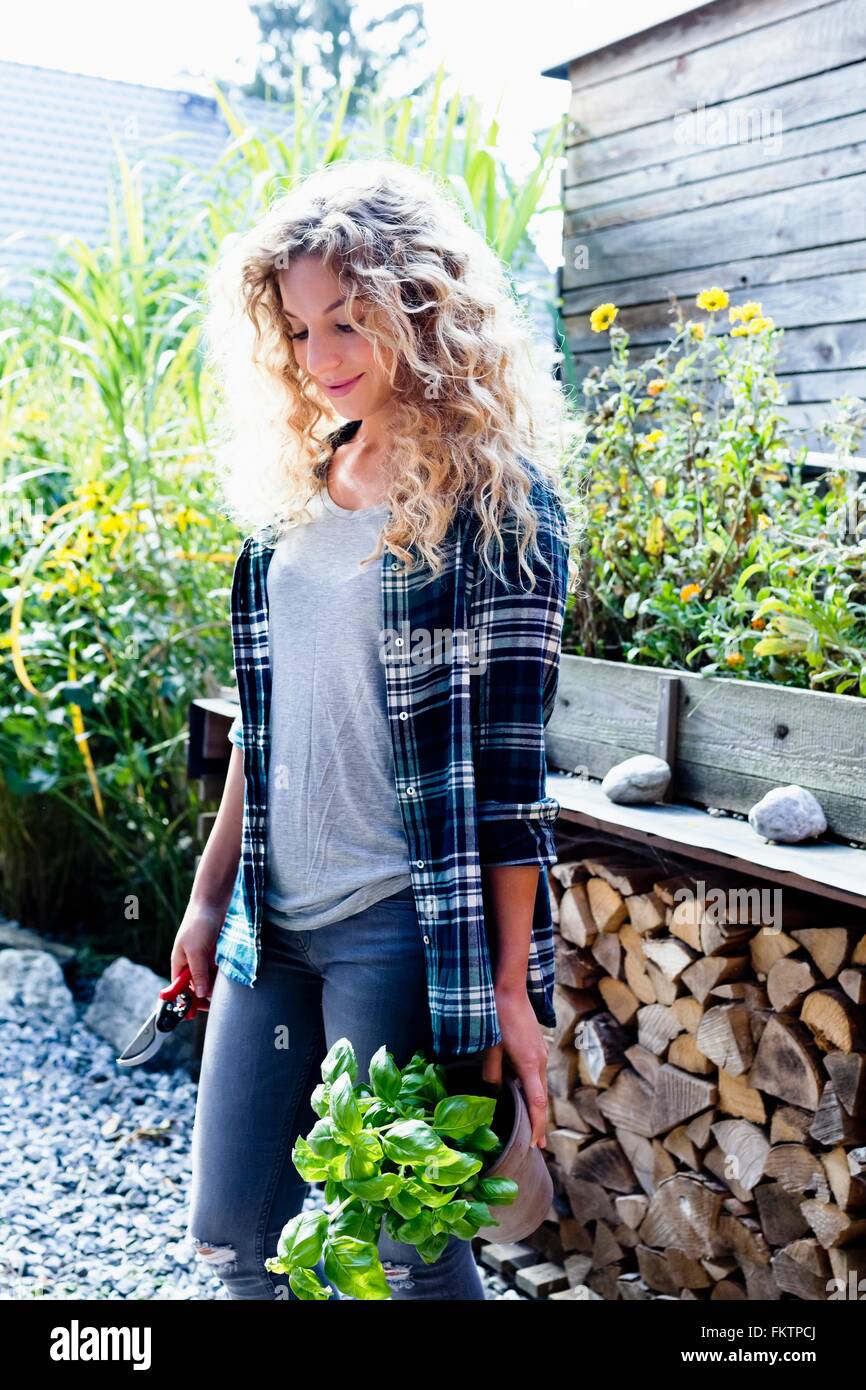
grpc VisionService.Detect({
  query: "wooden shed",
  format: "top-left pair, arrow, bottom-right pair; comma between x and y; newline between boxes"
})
545,0 -> 866,440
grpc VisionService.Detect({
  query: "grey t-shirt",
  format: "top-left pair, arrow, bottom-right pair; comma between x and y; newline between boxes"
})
256,482 -> 412,930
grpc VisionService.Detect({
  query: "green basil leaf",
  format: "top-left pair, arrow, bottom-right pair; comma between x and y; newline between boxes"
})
432,1094 -> 497,1136
321,1037 -> 358,1086
323,1236 -> 391,1300
330,1070 -> 362,1138
288,1265 -> 333,1300
369,1045 -> 402,1103
276,1209 -> 328,1267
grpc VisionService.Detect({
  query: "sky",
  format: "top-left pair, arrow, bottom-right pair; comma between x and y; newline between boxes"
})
0,0 -> 699,268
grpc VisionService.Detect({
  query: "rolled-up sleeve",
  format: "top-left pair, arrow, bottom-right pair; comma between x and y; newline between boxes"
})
227,712 -> 244,749
468,481 -> 570,868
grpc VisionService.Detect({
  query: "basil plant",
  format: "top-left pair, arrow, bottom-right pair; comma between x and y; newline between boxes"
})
265,1037 -> 517,1300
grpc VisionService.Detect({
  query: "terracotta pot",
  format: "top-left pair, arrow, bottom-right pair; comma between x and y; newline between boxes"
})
438,1056 -> 553,1243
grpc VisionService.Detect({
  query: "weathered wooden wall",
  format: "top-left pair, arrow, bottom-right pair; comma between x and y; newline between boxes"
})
559,0 -> 866,438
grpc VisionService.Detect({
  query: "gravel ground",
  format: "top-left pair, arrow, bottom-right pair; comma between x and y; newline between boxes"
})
0,1006 -> 523,1301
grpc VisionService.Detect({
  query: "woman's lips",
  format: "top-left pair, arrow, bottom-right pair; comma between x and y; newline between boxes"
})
324,373 -> 363,396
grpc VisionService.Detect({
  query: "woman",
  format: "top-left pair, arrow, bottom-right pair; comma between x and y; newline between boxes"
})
175,157 -> 577,1300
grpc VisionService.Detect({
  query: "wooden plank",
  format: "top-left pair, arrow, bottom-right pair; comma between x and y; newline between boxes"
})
799,449 -> 866,474
565,322 -> 866,378
781,369 -> 866,402
656,675 -> 680,803
546,774 -> 866,909
566,125 -> 866,234
563,173 -> 866,287
566,103 -> 866,213
564,58 -> 866,185
564,273 -> 866,349
563,239 -> 866,308
782,402 -> 859,436
566,0 -> 865,141
561,0 -> 830,91
547,656 -> 866,842
192,696 -> 240,720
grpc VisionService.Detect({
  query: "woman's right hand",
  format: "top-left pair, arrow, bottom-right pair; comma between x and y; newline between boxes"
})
171,901 -> 224,1003
171,741 -> 246,1002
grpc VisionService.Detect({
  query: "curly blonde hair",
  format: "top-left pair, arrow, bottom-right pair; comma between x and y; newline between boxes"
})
202,156 -> 582,591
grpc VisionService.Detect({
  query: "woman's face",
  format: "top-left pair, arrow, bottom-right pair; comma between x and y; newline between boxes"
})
276,254 -> 395,417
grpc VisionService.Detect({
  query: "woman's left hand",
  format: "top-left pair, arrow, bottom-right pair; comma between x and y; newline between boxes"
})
480,984 -> 550,1148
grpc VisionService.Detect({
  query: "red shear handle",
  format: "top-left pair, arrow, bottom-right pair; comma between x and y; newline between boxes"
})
159,965 -> 210,1016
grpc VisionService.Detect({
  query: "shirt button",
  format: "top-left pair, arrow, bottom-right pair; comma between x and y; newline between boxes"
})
391,562 -> 401,571
395,637 -> 404,646
399,711 -> 409,720
415,859 -> 425,868
405,786 -> 415,795
423,935 -> 430,945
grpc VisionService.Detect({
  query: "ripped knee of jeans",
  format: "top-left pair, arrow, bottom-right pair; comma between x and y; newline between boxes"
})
381,1259 -> 416,1291
190,1235 -> 239,1274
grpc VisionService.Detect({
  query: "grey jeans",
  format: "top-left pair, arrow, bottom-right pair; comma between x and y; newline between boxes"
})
186,884 -> 487,1300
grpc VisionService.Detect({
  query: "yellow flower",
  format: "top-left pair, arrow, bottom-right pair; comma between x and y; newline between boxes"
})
730,301 -> 762,324
647,378 -> 667,397
725,651 -> 745,667
691,411 -> 703,424
687,321 -> 705,341
652,477 -> 666,498
680,583 -> 701,602
748,316 -> 774,334
638,429 -> 665,453
645,515 -> 665,555
751,617 -> 765,630
590,302 -> 618,333
696,287 -> 729,313
757,513 -> 770,530
731,324 -> 749,337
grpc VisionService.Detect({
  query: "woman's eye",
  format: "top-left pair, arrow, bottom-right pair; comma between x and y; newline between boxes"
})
288,324 -> 353,341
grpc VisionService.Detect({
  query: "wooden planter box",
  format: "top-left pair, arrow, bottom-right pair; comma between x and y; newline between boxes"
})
547,656 -> 866,846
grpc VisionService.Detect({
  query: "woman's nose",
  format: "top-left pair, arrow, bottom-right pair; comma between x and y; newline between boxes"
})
305,336 -> 341,378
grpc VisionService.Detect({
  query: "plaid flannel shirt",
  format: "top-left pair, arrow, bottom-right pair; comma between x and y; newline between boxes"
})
217,456 -> 570,1058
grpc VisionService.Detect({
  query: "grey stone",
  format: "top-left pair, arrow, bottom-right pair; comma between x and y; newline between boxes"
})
0,950 -> 76,1027
601,754 -> 672,805
748,785 -> 828,843
0,919 -> 76,964
83,957 -> 197,1073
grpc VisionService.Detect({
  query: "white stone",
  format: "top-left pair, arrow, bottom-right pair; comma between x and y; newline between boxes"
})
601,754 -> 671,805
748,785 -> 827,843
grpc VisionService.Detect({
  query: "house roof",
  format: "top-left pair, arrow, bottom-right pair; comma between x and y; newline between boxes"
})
540,1 -> 713,78
0,59 -> 278,296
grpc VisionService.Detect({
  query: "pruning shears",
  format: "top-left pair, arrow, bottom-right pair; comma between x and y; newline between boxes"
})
115,965 -> 208,1068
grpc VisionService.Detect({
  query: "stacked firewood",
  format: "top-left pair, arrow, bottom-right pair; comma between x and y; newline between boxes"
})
533,839 -> 866,1301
